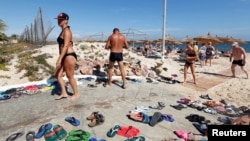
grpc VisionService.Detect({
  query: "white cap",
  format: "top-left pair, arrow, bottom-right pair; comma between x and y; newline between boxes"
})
232,42 -> 238,46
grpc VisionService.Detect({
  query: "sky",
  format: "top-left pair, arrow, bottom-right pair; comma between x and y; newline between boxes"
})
1,0 -> 250,41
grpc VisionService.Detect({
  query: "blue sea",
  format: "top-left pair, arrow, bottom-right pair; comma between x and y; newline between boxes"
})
177,41 -> 250,53
130,41 -> 250,53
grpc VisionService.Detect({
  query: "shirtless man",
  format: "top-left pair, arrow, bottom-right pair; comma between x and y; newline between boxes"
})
105,28 -> 129,89
230,42 -> 248,79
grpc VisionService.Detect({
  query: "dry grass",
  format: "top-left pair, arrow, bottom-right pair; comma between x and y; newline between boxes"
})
0,42 -> 55,81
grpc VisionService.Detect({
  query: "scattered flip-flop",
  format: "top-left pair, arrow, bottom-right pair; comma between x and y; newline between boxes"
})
200,94 -> 212,100
89,137 -> 107,141
26,131 -> 35,141
106,125 -> 121,137
87,84 -> 98,88
149,102 -> 165,110
170,104 -> 187,110
65,116 -> 80,126
125,136 -> 145,141
0,94 -> 11,101
6,131 -> 25,141
35,123 -> 52,138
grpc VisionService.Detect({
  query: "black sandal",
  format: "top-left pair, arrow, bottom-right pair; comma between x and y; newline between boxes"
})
87,84 -> 97,88
200,94 -> 212,100
170,104 -> 187,110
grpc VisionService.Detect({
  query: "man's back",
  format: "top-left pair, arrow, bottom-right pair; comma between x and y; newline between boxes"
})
105,28 -> 129,53
232,46 -> 244,60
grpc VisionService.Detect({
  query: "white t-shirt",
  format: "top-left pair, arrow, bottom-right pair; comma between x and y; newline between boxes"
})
199,45 -> 207,54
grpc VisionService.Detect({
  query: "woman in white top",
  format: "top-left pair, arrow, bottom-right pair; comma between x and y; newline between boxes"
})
198,43 -> 207,67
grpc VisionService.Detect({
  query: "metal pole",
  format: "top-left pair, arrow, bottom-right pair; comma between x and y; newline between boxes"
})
162,0 -> 167,62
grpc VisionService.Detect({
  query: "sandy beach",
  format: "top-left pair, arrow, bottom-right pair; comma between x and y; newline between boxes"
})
1,42 -> 250,107
0,42 -> 250,141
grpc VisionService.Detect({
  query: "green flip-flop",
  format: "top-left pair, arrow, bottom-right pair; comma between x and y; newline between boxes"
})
69,130 -> 90,140
65,135 -> 82,141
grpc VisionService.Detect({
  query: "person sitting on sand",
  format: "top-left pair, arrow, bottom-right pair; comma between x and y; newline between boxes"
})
104,28 -> 129,89
54,12 -> 79,100
230,42 -> 248,79
183,42 -> 198,84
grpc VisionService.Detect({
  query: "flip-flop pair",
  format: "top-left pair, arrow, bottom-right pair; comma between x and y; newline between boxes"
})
149,102 -> 165,110
65,130 -> 90,141
65,116 -> 80,126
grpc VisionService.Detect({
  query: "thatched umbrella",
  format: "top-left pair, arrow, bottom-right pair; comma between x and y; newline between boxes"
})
158,35 -> 180,44
181,35 -> 194,43
193,32 -> 222,44
216,36 -> 234,44
232,38 -> 247,45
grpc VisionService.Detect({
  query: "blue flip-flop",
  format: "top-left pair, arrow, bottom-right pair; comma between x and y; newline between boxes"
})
0,94 -> 11,100
65,116 -> 80,126
35,125 -> 46,138
45,123 -> 52,130
34,123 -> 52,139
89,137 -> 97,141
106,125 -> 120,137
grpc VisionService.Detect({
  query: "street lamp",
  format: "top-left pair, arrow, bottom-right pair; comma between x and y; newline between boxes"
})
162,0 -> 167,62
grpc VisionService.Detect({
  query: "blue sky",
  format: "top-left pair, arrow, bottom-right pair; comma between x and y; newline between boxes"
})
1,0 -> 250,41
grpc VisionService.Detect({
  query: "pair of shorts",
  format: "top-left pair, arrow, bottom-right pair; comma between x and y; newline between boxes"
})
232,60 -> 245,66
109,52 -> 123,62
199,54 -> 206,61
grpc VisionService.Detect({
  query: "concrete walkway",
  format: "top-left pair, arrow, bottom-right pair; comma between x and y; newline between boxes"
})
0,78 -> 217,141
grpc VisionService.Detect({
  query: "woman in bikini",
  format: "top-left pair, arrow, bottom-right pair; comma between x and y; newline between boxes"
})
183,42 -> 198,84
54,12 -> 79,100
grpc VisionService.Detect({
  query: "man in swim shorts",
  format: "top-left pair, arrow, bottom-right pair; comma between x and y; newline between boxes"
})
105,28 -> 129,89
230,42 -> 248,79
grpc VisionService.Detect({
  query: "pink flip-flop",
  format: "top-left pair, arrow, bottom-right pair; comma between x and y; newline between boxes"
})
174,130 -> 193,141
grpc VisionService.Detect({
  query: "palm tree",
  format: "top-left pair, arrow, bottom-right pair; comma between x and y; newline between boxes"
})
0,19 -> 8,42
0,19 -> 7,31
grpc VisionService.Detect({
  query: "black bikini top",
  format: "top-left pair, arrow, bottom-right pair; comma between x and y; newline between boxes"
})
187,51 -> 196,57
57,26 -> 73,47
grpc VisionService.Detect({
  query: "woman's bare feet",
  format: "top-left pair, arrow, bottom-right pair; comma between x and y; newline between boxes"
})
103,82 -> 111,87
68,94 -> 80,101
55,94 -> 68,100
122,84 -> 126,89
